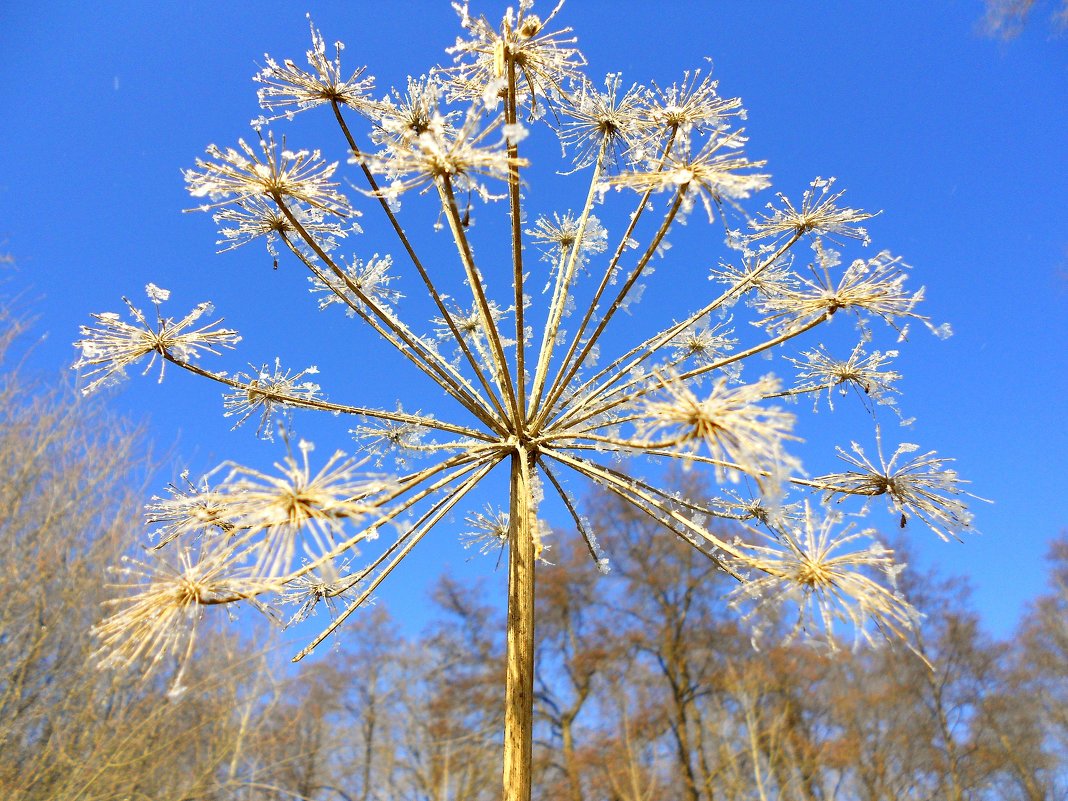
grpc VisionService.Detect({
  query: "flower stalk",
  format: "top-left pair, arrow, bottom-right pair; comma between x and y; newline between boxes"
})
503,445 -> 537,801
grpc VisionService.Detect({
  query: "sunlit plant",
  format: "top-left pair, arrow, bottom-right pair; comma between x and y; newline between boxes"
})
74,3 -> 980,799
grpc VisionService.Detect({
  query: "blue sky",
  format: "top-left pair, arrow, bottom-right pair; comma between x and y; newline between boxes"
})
1,1 -> 1066,642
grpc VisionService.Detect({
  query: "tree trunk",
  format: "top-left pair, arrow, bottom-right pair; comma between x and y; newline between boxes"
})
503,446 -> 537,801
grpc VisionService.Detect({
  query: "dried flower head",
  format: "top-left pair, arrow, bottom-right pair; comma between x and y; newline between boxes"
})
279,558 -> 363,626
351,410 -> 429,466
710,251 -> 800,301
730,503 -> 919,650
461,504 -> 511,556
145,471 -> 233,548
669,317 -> 737,366
528,210 -> 608,271
643,69 -> 744,139
749,178 -> 874,244
74,285 -> 240,393
816,431 -> 982,540
373,75 -> 451,147
222,358 -> 322,439
256,17 -> 377,119
75,3 -> 978,733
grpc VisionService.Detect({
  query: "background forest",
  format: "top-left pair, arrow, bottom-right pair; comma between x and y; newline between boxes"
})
1,308 -> 1065,801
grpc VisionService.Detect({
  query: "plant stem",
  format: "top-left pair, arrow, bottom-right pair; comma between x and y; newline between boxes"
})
329,100 -> 512,426
505,57 -> 527,419
503,445 -> 536,801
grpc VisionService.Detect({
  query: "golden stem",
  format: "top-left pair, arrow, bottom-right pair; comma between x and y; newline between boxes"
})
502,445 -> 537,801
505,56 -> 527,417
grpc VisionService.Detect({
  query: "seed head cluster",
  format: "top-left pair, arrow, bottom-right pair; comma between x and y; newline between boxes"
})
74,0 -> 979,677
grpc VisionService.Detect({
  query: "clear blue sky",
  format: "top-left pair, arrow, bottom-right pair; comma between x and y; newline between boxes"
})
1,1 -> 1065,641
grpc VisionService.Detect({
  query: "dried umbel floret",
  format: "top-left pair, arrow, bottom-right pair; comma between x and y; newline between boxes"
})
446,0 -> 586,109
214,196 -> 349,256
642,69 -> 744,144
74,285 -> 240,393
613,131 -> 771,221
637,374 -> 797,480
350,409 -> 431,467
185,131 -> 354,218
146,471 -> 233,548
749,177 -> 874,244
74,6 -> 979,796
372,75 -> 451,148
730,504 -> 920,651
555,73 -> 648,169
214,441 -> 388,577
669,316 -> 737,367
528,211 -> 607,265
93,547 -> 271,680
461,504 -> 511,556
308,252 -> 402,313
710,250 -> 799,300
278,559 -> 363,627
786,343 -> 902,412
816,432 -> 981,541
755,247 -> 929,334
369,108 -> 527,200
223,359 -> 321,439
256,17 -> 377,119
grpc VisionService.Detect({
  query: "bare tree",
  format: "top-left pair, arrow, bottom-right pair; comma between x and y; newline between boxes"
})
973,534 -> 1068,801
533,536 -> 613,801
0,311 -> 291,800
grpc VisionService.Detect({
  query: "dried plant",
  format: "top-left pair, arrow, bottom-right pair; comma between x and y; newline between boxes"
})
74,3 -> 981,799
